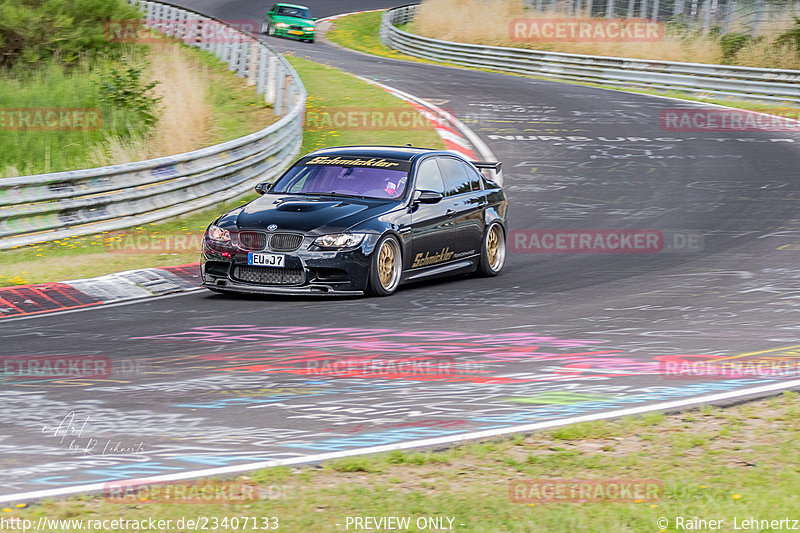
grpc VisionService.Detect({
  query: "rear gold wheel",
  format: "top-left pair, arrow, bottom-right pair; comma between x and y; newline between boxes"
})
478,222 -> 505,276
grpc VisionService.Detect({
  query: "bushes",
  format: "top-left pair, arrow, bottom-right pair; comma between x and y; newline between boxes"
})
776,16 -> 800,54
720,32 -> 755,63
97,65 -> 161,127
0,0 -> 141,68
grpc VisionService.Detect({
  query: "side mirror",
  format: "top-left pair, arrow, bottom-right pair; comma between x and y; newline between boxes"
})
313,17 -> 318,21
254,182 -> 272,195
414,190 -> 443,204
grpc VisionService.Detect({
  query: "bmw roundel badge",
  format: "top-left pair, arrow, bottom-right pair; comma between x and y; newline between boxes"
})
267,224 -> 278,231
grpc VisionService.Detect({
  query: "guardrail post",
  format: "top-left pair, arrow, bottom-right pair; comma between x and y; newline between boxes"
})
641,0 -> 649,17
606,0 -> 615,18
257,46 -> 268,94
627,0 -> 635,18
274,63 -> 284,115
266,55 -> 278,104
651,0 -> 659,19
228,32 -> 240,71
535,0 -> 544,12
751,0 -> 763,36
549,0 -> 557,12
722,0 -> 734,34
238,40 -> 249,78
701,0 -> 711,33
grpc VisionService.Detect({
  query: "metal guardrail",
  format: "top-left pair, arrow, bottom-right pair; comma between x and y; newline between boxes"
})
380,4 -> 800,104
0,0 -> 306,250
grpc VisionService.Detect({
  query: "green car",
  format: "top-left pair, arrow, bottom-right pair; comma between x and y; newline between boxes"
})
261,3 -> 316,43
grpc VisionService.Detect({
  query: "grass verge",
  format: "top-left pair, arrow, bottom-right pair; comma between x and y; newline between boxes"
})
6,392 -> 800,531
326,11 -> 800,119
1,55 -> 444,287
1,40 -> 278,177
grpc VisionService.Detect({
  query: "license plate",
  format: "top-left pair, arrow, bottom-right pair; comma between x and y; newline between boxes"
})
288,30 -> 303,35
248,253 -> 285,267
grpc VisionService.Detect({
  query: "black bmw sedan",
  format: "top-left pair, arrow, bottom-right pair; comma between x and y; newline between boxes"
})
201,146 -> 507,296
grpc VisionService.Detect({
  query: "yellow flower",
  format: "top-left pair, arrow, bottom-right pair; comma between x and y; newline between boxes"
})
699,485 -> 706,489
2,509 -> 11,513
15,504 -> 25,509
733,494 -> 742,500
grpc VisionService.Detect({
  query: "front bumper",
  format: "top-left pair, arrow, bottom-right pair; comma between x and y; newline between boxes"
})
201,233 -> 376,296
275,27 -> 314,40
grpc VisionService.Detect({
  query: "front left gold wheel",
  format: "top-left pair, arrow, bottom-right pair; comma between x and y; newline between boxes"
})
368,235 -> 402,296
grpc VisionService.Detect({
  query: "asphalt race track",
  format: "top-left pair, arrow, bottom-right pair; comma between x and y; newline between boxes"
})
2,0 -> 800,503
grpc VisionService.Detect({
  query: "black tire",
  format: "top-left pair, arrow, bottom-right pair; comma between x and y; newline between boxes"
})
367,235 -> 403,296
477,222 -> 506,276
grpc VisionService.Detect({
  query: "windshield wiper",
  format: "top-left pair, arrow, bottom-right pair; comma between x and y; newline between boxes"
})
313,192 -> 374,199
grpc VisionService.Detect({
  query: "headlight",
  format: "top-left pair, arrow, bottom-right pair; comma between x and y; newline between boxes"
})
313,233 -> 366,249
275,22 -> 289,28
303,26 -> 314,31
207,224 -> 231,243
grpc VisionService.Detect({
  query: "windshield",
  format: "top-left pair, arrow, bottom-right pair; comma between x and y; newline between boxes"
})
277,6 -> 311,18
272,156 -> 410,200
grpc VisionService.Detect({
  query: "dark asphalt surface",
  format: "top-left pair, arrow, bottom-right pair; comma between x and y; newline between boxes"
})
2,0 -> 800,500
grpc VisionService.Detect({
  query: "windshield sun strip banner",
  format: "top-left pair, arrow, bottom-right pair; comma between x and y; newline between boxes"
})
298,156 -> 411,171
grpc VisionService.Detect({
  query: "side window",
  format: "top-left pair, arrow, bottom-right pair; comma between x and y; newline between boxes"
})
414,159 -> 445,194
438,157 -> 477,196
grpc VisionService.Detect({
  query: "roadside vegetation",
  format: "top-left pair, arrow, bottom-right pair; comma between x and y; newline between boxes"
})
0,55 -> 444,286
327,11 -> 800,119
412,0 -> 800,68
6,392 -> 800,531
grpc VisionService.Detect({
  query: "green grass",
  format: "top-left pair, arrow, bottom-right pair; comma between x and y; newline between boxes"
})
0,40 -> 279,179
7,392 -> 800,531
284,54 -> 445,154
183,45 -> 277,143
0,54 -> 444,286
326,12 -> 800,118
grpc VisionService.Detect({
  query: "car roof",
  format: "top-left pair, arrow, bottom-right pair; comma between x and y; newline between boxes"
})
275,3 -> 310,9
305,145 -> 460,162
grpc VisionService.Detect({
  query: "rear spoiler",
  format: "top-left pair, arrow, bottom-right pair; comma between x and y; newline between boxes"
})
471,161 -> 502,171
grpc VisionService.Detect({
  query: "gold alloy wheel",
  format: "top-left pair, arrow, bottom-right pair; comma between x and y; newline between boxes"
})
484,223 -> 505,273
487,225 -> 499,267
378,240 -> 397,289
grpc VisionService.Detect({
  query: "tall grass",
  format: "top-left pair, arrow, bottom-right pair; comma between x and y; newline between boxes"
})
413,0 -> 800,68
0,53 -> 149,177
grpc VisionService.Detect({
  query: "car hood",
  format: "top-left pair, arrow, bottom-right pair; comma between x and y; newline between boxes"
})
273,15 -> 314,25
223,194 -> 398,234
